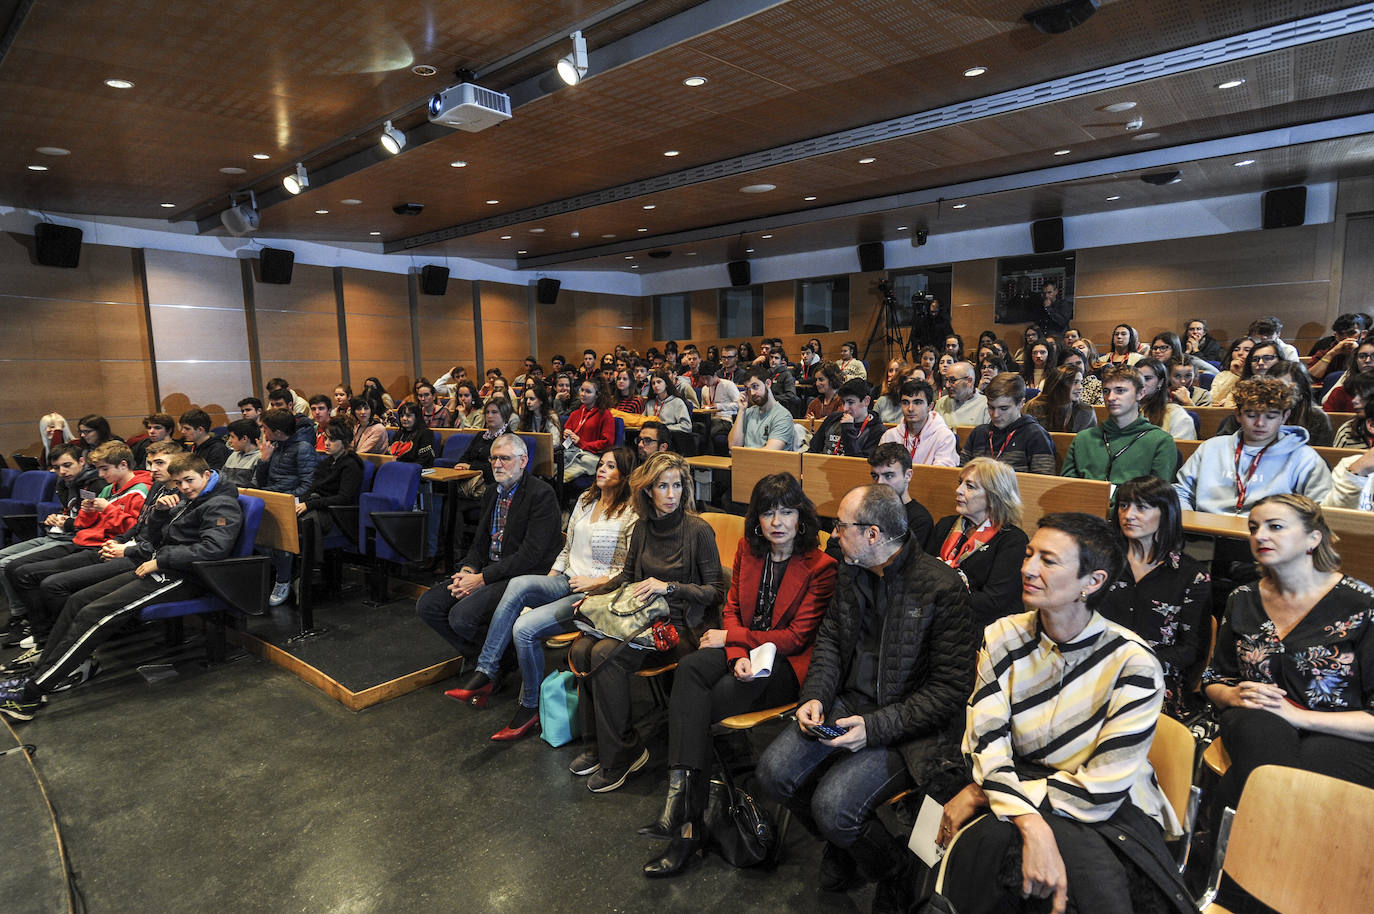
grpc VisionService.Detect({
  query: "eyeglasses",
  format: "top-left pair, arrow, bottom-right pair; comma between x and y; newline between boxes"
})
833,519 -> 875,531
490,454 -> 521,464
1251,354 -> 1278,364
639,436 -> 660,446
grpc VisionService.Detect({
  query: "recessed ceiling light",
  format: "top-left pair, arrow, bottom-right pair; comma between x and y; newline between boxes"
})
103,78 -> 134,89
761,234 -> 773,239
1216,78 -> 1246,89
1131,132 -> 1161,141
529,227 -> 545,233
252,153 -> 270,160
500,235 -> 512,239
450,160 -> 467,168
858,157 -> 877,164
952,203 -> 967,209
601,233 -> 615,239
625,255 -> 635,260
220,166 -> 246,175
663,150 -> 679,157
1101,101 -> 1137,113
26,164 -> 48,171
160,202 -> 176,208
35,146 -> 69,156
741,184 -> 776,193
631,264 -> 640,269
485,199 -> 499,204
412,64 -> 438,77
340,198 -> 362,205
1053,149 -> 1071,156
369,231 -> 381,236
1106,195 -> 1121,201
315,209 -> 329,214
685,251 -> 697,256
897,226 -> 908,231
571,231 -> 580,238
1233,159 -> 1256,167
745,248 -> 754,253
683,76 -> 707,87
803,195 -> 817,201
517,250 -> 527,254
963,66 -> 987,77
637,227 -> 648,232
643,204 -> 656,210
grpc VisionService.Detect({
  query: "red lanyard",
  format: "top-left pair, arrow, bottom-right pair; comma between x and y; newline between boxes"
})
902,424 -> 923,459
1234,439 -> 1274,511
832,415 -> 872,454
651,399 -> 663,417
991,428 -> 1017,460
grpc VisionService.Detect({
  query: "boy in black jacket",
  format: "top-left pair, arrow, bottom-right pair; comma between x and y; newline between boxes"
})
0,453 -> 243,721
808,379 -> 886,458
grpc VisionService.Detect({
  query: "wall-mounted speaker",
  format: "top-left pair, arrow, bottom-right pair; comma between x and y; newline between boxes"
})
34,223 -> 83,268
259,247 -> 294,284
1262,186 -> 1306,230
857,242 -> 885,273
1031,218 -> 1065,253
420,265 -> 450,295
727,260 -> 751,288
1024,0 -> 1099,34
536,277 -> 561,304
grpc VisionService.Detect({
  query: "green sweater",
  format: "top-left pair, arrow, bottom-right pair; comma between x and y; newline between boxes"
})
1061,415 -> 1178,484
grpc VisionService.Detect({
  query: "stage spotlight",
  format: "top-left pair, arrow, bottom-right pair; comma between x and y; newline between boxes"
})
557,31 -> 589,85
380,120 -> 406,154
283,163 -> 309,195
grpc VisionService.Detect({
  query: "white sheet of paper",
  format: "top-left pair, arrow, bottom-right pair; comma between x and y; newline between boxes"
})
908,793 -> 946,868
740,642 -> 776,680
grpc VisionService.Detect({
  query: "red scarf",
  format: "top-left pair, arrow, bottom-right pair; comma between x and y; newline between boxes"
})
938,518 -> 1001,568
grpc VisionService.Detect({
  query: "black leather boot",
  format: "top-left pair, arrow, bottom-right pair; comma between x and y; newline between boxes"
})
643,768 -> 707,877
638,767 -> 689,839
849,820 -> 917,914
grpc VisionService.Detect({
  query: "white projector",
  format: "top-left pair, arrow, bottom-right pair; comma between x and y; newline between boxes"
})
428,83 -> 512,132
220,201 -> 259,236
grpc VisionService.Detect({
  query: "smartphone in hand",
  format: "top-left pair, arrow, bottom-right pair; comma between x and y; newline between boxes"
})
810,722 -> 851,739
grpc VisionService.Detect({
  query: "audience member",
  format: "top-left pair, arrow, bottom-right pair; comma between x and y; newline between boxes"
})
1095,323 -> 1144,371
1322,342 -> 1374,411
1062,366 -> 1178,485
35,414 -> 73,468
414,380 -> 451,429
0,454 -> 244,722
1059,349 -> 1102,405
959,373 -> 1056,475
1216,358 -> 1334,446
913,295 -> 953,349
642,473 -> 836,878
1203,494 -> 1374,820
1210,337 -> 1253,407
610,369 -> 644,414
636,419 -> 672,462
808,379 -> 884,458
307,395 -> 333,451
361,376 -> 394,413
1150,331 -> 1215,378
1324,402 -> 1374,509
551,373 -> 576,423
347,398 -> 388,454
1166,358 -> 1211,407
1018,338 -> 1056,390
132,413 -> 175,468
729,367 -> 799,451
1182,317 -> 1223,363
935,360 -> 989,429
1136,358 -> 1197,440
512,378 -> 561,447
418,434 -> 561,695
756,484 -> 974,912
1247,315 -> 1299,362
1036,280 -> 1071,335
237,397 -> 263,423
268,418 -> 364,606
387,403 -> 435,469
928,457 -> 1028,629
568,452 -> 725,793
451,398 -> 514,498
265,377 -> 309,415
878,378 -> 958,467
331,384 -> 353,420
75,415 -> 120,459
1025,364 -> 1097,433
643,369 -> 693,435
1012,325 -> 1041,368
804,362 -> 844,420
1105,476 -> 1211,719
433,363 -> 466,399
447,380 -> 484,429
872,359 -> 908,423
221,419 -> 262,486
936,512 -> 1189,914
834,341 -> 867,382
865,442 -> 935,548
562,377 -> 617,483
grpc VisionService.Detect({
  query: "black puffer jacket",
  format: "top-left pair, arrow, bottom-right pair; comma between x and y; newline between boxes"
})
799,535 -> 976,784
137,473 -> 243,573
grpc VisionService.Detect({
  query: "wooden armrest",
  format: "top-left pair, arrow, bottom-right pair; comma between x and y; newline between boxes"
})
715,702 -> 798,731
636,662 -> 678,678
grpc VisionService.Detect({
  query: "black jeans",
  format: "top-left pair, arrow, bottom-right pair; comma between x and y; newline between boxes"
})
1217,706 -> 1374,811
569,634 -> 685,773
666,646 -> 799,771
7,542 -> 85,618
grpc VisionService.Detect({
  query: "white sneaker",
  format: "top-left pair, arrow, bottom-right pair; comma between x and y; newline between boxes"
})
269,582 -> 291,606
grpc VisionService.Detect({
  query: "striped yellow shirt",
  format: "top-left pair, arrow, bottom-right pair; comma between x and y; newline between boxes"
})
963,610 -> 1180,838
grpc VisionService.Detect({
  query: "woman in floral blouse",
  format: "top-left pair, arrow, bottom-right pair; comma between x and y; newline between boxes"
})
1203,493 -> 1374,815
1105,476 -> 1211,719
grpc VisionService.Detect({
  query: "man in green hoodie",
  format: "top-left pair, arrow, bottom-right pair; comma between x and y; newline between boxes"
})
1061,366 -> 1178,485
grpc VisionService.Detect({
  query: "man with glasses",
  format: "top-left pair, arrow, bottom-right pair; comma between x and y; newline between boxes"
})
719,345 -> 744,385
416,434 -> 561,679
637,419 -> 672,461
756,484 -> 974,912
1307,313 -> 1368,382
934,360 -> 989,428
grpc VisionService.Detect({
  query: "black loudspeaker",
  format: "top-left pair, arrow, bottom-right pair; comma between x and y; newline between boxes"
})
420,265 -> 449,295
34,223 -> 82,268
259,247 -> 294,284
1263,186 -> 1307,229
536,277 -> 561,304
1024,0 -> 1099,34
727,260 -> 751,288
857,242 -> 885,273
1031,217 -> 1065,253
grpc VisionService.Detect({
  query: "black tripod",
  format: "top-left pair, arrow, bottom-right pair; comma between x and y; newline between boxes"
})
863,278 -> 912,369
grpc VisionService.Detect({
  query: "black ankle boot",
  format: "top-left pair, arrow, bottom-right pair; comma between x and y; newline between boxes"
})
643,768 -> 707,878
818,841 -> 859,892
638,767 -> 690,839
849,820 -> 917,914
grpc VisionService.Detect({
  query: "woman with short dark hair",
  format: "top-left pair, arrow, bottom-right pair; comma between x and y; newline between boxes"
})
1106,476 -> 1211,719
640,473 -> 836,877
348,397 -> 387,454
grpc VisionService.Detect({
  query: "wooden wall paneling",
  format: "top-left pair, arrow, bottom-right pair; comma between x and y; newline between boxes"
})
252,262 -> 343,410
415,276 -> 477,382
535,288 -> 646,366
143,249 -> 252,424
341,267 -> 414,401
0,232 -> 143,302
340,267 -> 411,318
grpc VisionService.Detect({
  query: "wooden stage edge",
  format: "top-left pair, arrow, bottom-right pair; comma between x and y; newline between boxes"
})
0,716 -> 75,914
229,631 -> 464,712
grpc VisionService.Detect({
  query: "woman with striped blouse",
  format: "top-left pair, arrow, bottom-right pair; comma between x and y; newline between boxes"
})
933,512 -> 1193,914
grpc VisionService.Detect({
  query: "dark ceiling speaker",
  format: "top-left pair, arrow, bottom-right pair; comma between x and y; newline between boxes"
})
1141,170 -> 1182,186
34,223 -> 82,268
1024,0 -> 1100,34
1263,186 -> 1307,229
727,260 -> 751,288
914,229 -> 928,246
393,202 -> 424,215
259,247 -> 294,284
420,264 -> 449,295
536,277 -> 561,304
857,242 -> 885,273
1031,217 -> 1065,254
647,250 -> 672,259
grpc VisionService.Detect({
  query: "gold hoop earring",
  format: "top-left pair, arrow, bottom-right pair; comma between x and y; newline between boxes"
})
1078,590 -> 1088,603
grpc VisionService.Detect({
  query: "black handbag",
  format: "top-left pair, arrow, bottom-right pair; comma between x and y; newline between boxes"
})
703,764 -> 777,868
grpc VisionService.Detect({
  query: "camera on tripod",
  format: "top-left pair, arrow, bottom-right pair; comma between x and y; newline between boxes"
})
912,291 -> 935,306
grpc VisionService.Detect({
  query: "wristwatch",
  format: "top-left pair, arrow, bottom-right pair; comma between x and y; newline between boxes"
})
665,583 -> 677,595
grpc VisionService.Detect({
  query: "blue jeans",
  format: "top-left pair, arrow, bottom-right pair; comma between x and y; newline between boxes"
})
755,698 -> 910,848
505,575 -> 580,706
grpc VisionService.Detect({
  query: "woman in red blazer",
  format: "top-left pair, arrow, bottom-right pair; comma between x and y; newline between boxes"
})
640,473 -> 837,878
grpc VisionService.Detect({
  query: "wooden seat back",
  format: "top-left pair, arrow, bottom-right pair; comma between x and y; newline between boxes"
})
730,447 -> 802,504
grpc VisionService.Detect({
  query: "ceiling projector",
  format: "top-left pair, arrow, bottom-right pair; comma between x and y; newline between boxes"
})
220,198 -> 259,236
428,83 -> 512,132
